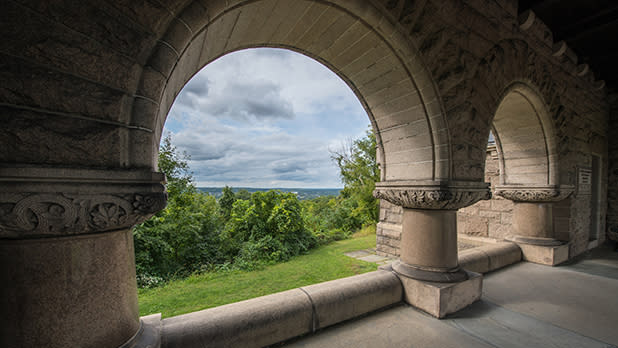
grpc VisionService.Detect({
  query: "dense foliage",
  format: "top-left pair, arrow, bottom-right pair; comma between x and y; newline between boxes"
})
133,131 -> 379,288
329,128 -> 380,227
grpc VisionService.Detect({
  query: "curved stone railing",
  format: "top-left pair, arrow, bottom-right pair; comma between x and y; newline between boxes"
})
158,270 -> 402,348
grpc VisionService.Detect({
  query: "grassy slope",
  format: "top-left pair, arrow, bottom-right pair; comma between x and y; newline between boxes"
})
138,233 -> 377,318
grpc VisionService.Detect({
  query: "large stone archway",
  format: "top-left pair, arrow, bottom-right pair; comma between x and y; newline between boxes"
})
132,0 -> 454,184
1,0 -> 611,347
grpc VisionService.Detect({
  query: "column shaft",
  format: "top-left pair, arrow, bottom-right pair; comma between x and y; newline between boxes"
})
393,208 -> 467,282
0,229 -> 140,348
512,202 -> 561,245
400,209 -> 458,270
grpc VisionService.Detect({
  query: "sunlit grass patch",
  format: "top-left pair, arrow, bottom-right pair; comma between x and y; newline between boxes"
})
138,233 -> 377,318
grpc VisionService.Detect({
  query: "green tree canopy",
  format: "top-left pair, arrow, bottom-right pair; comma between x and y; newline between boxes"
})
158,134 -> 195,201
219,185 -> 236,220
330,127 -> 380,225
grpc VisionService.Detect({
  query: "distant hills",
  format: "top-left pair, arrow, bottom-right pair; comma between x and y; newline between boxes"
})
198,187 -> 341,200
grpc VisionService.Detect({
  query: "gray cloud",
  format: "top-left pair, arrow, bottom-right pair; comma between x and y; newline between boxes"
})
162,48 -> 369,188
206,81 -> 294,121
271,161 -> 306,174
175,76 -> 210,109
185,78 -> 210,96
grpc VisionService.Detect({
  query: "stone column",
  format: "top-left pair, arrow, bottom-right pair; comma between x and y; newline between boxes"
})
495,185 -> 573,265
0,167 -> 166,348
374,181 -> 491,317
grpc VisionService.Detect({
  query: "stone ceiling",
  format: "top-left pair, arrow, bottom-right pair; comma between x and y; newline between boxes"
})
519,0 -> 618,94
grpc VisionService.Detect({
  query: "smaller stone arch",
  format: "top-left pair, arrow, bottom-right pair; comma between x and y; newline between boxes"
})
491,82 -> 558,187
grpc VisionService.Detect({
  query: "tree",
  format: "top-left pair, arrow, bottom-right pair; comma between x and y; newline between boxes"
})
330,127 -> 380,226
158,134 -> 195,201
223,190 -> 316,267
219,186 -> 236,220
133,134 -> 224,285
235,189 -> 252,201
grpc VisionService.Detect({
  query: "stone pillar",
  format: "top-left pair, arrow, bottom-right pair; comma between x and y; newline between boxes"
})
374,181 -> 491,317
397,209 -> 466,282
0,167 -> 166,348
495,185 -> 573,265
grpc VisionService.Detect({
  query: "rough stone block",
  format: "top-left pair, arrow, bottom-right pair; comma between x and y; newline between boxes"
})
399,271 -> 483,318
462,216 -> 488,236
475,200 -> 491,209
518,243 -> 569,266
501,212 -> 513,225
488,222 -> 511,240
0,109 -> 121,167
491,199 -> 513,211
377,222 -> 402,239
377,244 -> 400,257
479,210 -> 501,220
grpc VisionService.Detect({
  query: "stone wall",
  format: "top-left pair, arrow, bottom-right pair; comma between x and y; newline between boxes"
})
606,94 -> 618,244
457,145 -> 514,239
376,200 -> 402,257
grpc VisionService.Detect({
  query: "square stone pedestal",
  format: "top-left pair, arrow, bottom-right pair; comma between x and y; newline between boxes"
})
398,271 -> 482,318
518,243 -> 569,266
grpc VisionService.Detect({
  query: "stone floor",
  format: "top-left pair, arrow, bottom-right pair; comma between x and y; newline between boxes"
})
281,243 -> 618,348
343,249 -> 397,265
345,236 -> 487,265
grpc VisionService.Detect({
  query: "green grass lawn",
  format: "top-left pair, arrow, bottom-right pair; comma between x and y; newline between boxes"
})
138,233 -> 377,318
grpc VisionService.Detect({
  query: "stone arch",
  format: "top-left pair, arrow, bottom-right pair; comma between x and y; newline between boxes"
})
468,39 -> 564,186
492,82 -> 558,186
129,0 -> 452,182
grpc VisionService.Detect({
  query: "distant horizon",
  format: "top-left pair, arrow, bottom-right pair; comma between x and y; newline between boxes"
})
197,186 -> 341,200
197,186 -> 343,190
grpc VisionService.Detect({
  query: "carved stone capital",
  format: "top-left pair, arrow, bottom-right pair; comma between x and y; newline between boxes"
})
373,181 -> 491,210
494,185 -> 574,202
0,167 -> 167,238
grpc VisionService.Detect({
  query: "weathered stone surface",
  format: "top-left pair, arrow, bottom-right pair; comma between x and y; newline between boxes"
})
0,108 -> 123,167
0,54 -> 133,124
161,271 -> 402,348
374,181 -> 491,210
302,271 -> 402,329
0,167 -> 166,238
518,243 -> 569,266
398,270 -> 483,318
0,229 -> 140,348
162,289 -> 313,348
495,185 -> 574,202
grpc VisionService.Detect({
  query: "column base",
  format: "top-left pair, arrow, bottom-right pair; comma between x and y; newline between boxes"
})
383,263 -> 482,318
392,260 -> 469,283
120,313 -> 162,348
507,235 -> 563,246
516,242 -> 569,266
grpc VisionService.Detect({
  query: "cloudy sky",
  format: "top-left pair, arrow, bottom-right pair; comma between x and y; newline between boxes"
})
163,48 -> 370,188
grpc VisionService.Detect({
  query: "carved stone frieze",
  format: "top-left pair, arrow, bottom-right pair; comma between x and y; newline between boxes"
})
494,185 -> 574,202
0,192 -> 167,238
0,167 -> 167,238
373,181 -> 491,210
